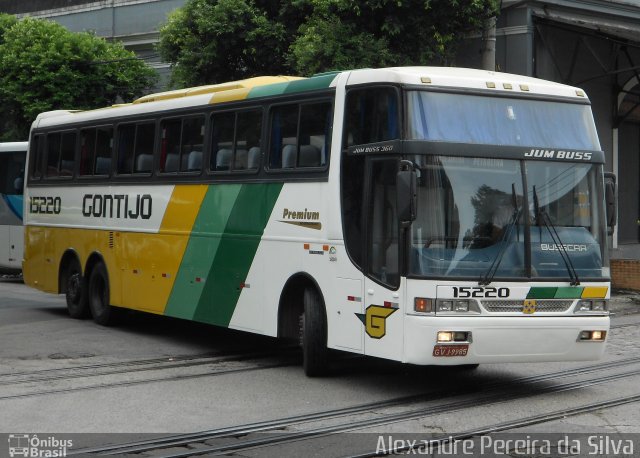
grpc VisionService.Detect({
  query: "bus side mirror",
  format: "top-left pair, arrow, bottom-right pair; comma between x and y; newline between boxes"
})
604,172 -> 616,235
397,169 -> 417,226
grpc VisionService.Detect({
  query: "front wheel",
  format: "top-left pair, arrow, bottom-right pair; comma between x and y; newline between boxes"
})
88,262 -> 117,326
302,287 -> 329,377
65,259 -> 88,319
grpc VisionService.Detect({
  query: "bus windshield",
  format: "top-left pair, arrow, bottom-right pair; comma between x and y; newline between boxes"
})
409,155 -> 608,280
406,91 -> 601,150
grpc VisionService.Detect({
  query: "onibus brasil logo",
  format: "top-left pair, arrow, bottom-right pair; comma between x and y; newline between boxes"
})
8,434 -> 72,457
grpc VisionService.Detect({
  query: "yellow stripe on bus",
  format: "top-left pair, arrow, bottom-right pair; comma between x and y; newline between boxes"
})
581,286 -> 608,299
209,87 -> 252,105
124,185 -> 209,314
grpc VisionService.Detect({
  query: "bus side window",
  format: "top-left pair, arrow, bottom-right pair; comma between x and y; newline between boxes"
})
210,112 -> 235,172
59,132 -> 76,177
94,127 -> 113,176
299,102 -> 332,167
30,135 -> 44,180
133,123 -> 155,174
0,153 -> 23,195
269,101 -> 331,170
46,133 -> 62,178
181,116 -> 204,172
234,109 -> 261,171
80,128 -> 97,176
344,87 -> 399,147
117,124 -> 136,174
269,104 -> 298,169
160,118 -> 181,173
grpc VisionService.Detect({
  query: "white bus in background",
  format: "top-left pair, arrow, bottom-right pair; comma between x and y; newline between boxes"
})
0,142 -> 27,272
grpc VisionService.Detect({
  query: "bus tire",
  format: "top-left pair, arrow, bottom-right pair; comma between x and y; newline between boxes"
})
88,262 -> 117,326
65,259 -> 88,319
302,287 -> 329,377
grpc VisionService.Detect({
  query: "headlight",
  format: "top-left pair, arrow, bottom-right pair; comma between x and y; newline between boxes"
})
574,299 -> 608,314
438,300 -> 453,312
578,330 -> 607,341
454,300 -> 469,312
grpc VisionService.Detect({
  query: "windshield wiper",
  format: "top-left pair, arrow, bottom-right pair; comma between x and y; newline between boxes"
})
532,185 -> 581,286
479,183 -> 521,286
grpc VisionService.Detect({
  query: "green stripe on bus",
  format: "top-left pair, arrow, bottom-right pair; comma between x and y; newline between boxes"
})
526,287 -> 557,299
526,286 -> 585,299
192,183 -> 283,326
164,184 -> 243,320
283,74 -> 337,93
553,287 -> 584,299
248,74 -> 336,99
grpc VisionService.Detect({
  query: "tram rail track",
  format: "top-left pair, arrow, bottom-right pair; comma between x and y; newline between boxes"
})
0,347 -> 294,386
70,355 -> 640,456
0,349 -> 299,402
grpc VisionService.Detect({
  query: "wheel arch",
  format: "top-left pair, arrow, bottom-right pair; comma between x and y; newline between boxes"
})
277,272 -> 326,340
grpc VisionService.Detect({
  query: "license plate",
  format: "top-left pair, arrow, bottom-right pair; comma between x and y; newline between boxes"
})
433,344 -> 469,357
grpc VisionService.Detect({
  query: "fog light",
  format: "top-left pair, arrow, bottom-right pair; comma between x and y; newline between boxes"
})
578,330 -> 607,341
438,300 -> 453,312
415,297 -> 433,313
453,331 -> 469,342
437,331 -> 453,342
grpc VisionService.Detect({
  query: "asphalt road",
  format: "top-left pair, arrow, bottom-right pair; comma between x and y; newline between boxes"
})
1,276 -> 639,457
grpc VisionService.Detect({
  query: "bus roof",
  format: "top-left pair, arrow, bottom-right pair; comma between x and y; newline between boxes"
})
0,141 -> 28,153
345,67 -> 588,99
31,67 -> 589,130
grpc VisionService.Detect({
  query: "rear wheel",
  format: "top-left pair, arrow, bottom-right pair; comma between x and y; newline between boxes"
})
302,287 -> 329,377
88,262 -> 117,326
65,259 -> 88,319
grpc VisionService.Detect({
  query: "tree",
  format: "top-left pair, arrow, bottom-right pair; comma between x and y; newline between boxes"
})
158,0 -> 499,87
0,14 -> 157,140
289,0 -> 500,75
157,0 -> 288,87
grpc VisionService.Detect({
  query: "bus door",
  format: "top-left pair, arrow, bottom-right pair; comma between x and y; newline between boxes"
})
362,157 -> 405,360
0,150 -> 24,270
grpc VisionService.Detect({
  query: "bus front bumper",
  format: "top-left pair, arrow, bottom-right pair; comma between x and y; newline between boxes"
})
403,314 -> 609,365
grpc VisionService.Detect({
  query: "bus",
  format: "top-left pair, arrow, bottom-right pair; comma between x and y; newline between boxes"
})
23,68 -> 613,376
0,141 -> 28,272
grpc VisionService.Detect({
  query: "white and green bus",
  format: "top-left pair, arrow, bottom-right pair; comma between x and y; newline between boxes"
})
24,68 -> 613,375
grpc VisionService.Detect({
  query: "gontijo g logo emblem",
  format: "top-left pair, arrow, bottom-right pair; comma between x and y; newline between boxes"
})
356,304 -> 398,339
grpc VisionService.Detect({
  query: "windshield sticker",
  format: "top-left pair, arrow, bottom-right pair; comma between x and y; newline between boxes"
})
525,150 -> 592,161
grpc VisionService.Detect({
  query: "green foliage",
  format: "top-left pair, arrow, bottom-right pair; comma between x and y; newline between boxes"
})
157,0 -> 287,87
159,0 -> 499,86
0,14 -> 157,141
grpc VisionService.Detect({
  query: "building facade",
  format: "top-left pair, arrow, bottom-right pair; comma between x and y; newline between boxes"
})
0,0 -> 186,87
